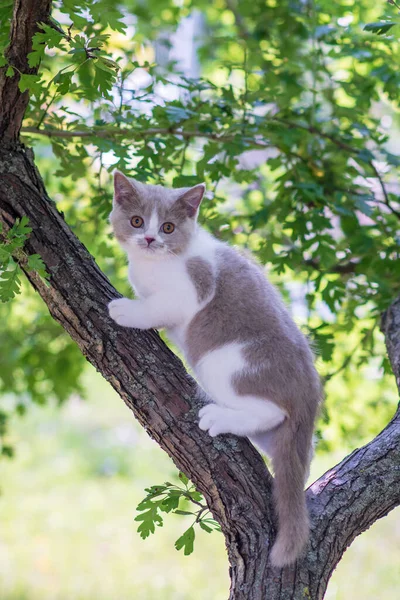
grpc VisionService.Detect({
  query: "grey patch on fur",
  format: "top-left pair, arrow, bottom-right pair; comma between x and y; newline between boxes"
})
186,257 -> 214,303
186,246 -> 320,413
186,245 -> 292,365
110,173 -> 204,255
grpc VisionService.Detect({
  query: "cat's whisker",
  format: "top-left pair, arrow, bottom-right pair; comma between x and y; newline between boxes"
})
167,248 -> 180,258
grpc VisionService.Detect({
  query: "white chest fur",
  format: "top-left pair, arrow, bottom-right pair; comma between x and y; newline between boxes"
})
126,229 -> 217,354
127,254 -> 184,298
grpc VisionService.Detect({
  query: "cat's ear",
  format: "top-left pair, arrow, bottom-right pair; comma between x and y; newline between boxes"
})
177,184 -> 206,218
113,170 -> 140,205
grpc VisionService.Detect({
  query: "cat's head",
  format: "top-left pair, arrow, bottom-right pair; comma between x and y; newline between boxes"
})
110,171 -> 205,258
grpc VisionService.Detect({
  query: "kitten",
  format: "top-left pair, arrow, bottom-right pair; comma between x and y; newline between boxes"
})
108,171 -> 322,567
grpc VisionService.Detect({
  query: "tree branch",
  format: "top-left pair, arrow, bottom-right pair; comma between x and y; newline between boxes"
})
21,121 -> 363,156
301,296 -> 400,598
0,0 -> 52,144
381,295 -> 400,394
306,406 -> 400,599
21,121 -> 384,175
21,124 -> 272,146
303,257 -> 359,275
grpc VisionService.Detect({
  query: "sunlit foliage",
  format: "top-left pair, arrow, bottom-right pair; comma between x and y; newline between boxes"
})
0,0 -> 399,458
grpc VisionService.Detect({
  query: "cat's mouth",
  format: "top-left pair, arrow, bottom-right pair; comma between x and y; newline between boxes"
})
137,242 -> 163,254
133,238 -> 168,256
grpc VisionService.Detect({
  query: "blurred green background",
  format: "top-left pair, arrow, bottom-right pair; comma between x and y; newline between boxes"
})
1,0 -> 400,597
1,368 -> 399,600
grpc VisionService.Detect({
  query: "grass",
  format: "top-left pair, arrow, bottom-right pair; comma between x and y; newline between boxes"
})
0,367 -> 398,599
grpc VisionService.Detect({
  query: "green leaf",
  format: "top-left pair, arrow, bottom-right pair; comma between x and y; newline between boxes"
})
88,4 -> 126,33
165,106 -> 192,123
0,263 -> 22,303
35,22 -> 65,49
53,70 -> 73,95
202,519 -> 221,532
8,216 -> 32,239
363,22 -> 396,36
0,245 -> 11,267
134,506 -> 163,539
145,484 -> 168,495
173,175 -> 200,188
93,61 -> 117,98
178,472 -> 189,486
18,73 -> 42,95
28,49 -> 43,68
199,521 -> 213,533
189,491 -> 203,502
97,56 -> 119,71
354,196 -> 373,217
27,254 -> 50,281
5,65 -> 14,77
27,25 -> 55,68
160,494 -> 180,512
175,526 -> 195,556
94,58 -> 117,74
174,510 -> 194,516
1,445 -> 14,458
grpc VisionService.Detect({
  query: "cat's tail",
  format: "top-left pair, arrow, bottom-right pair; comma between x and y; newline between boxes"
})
269,418 -> 312,568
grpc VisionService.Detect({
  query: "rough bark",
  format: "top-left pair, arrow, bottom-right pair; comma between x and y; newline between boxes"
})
0,2 -> 399,599
0,0 -> 52,143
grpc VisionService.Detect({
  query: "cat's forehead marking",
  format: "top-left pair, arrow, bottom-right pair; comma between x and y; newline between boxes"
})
137,182 -> 180,204
147,210 -> 160,233
134,184 -> 184,221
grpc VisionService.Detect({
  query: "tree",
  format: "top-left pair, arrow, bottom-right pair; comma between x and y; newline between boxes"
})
0,1 -> 399,598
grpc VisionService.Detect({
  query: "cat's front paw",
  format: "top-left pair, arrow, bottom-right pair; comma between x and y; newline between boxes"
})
108,297 -> 136,327
198,404 -> 228,437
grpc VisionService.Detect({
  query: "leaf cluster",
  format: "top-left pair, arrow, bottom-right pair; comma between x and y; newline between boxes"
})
135,472 -> 220,555
0,0 -> 398,458
0,217 -> 49,303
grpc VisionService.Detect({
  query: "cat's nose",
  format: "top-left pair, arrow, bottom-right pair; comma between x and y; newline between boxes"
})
145,236 -> 155,246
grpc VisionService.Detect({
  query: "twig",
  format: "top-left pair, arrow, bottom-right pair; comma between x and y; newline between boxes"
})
36,88 -> 58,128
272,117 -> 357,154
22,119 -> 364,157
195,506 -> 209,522
324,324 -> 376,381
21,124 -> 272,145
303,257 -> 359,275
180,139 -> 190,174
370,161 -> 400,220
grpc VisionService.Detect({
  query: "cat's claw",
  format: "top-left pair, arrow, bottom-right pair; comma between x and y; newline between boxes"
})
108,297 -> 136,327
198,404 -> 227,437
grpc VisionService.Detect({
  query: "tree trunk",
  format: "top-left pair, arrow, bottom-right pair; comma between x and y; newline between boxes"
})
0,2 -> 399,599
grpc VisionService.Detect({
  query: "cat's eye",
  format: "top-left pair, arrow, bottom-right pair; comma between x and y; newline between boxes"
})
131,216 -> 144,228
162,222 -> 175,234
